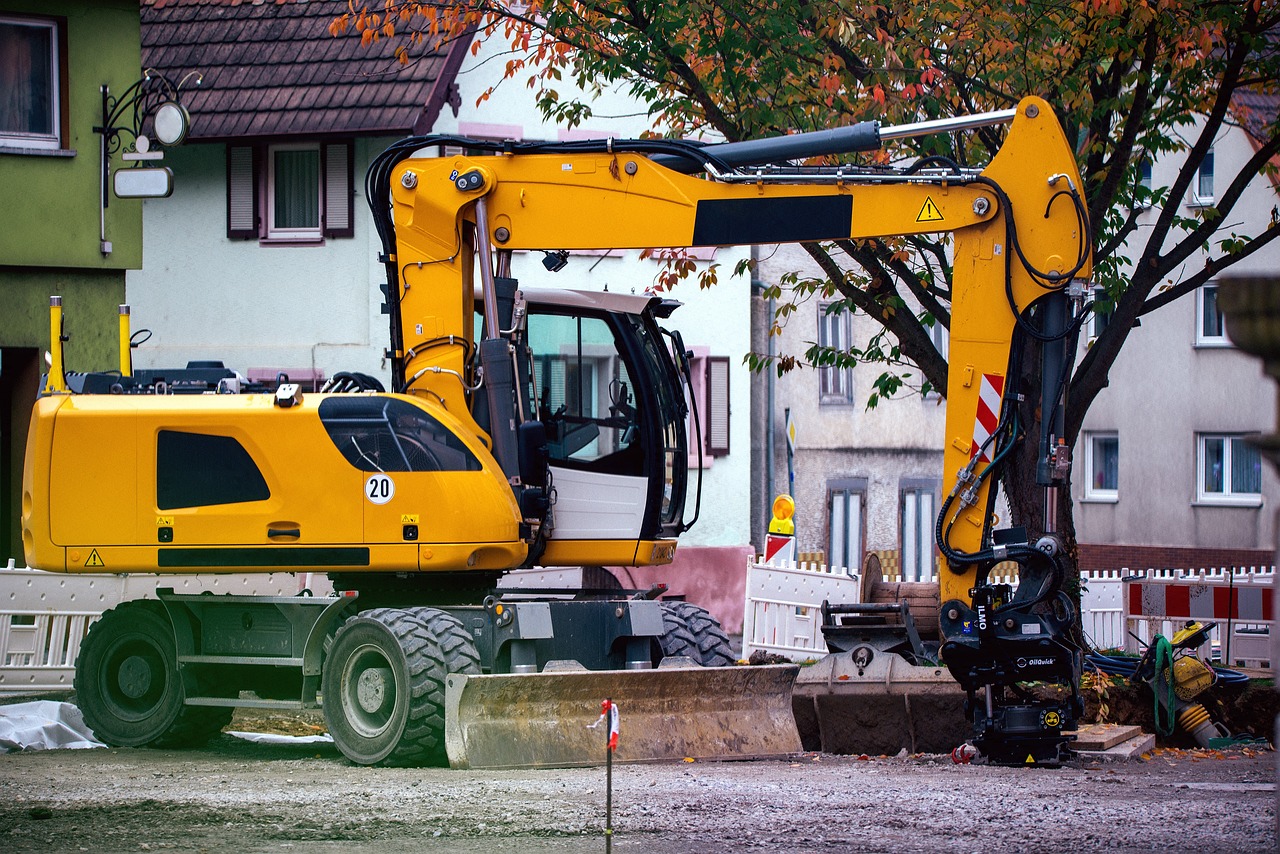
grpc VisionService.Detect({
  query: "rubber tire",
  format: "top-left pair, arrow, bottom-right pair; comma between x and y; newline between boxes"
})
74,600 -> 231,748
657,603 -> 701,662
406,607 -> 482,676
322,608 -> 448,767
665,602 -> 736,667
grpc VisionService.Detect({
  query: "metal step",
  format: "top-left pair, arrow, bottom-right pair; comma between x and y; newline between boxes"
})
178,654 -> 304,667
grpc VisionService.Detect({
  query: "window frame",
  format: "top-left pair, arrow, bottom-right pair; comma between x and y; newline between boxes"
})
266,142 -> 323,240
826,477 -> 867,575
226,139 -> 354,243
0,14 -> 66,153
1195,282 -> 1229,348
1083,431 -> 1119,503
1192,147 -> 1215,206
900,478 -> 939,582
817,302 -> 854,405
1196,433 -> 1263,506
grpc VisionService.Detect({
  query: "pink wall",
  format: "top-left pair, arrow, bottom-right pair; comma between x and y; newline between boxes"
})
609,545 -> 754,635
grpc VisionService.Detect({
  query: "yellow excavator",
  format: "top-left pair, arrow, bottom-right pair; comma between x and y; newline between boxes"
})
23,95 -> 1090,767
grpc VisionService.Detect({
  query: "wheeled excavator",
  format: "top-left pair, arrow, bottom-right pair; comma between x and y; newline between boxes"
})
23,95 -> 1090,768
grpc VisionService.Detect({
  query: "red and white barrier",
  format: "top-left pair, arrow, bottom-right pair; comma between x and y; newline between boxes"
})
1123,569 -> 1275,667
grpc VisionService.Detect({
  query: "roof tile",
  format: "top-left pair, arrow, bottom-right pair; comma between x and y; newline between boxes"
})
142,0 -> 461,140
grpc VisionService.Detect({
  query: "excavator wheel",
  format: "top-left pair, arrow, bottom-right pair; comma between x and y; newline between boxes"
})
406,607 -> 482,676
657,602 -> 701,663
322,608 -> 448,766
74,600 -> 231,748
663,601 -> 736,667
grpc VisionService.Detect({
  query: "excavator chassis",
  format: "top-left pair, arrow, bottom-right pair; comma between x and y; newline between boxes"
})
71,588 -> 800,768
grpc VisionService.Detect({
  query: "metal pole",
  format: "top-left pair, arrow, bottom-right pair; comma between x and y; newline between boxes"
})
473,197 -> 500,340
785,407 -> 794,499
605,698 -> 613,854
878,108 -> 1019,142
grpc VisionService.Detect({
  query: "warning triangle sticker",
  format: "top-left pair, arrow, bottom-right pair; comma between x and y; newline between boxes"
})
85,549 -> 105,568
916,197 -> 944,223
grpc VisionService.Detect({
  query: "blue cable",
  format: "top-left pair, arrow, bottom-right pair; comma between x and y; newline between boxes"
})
1085,652 -> 1251,686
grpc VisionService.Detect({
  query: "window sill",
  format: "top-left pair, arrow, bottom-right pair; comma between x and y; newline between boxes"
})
258,236 -> 326,247
0,146 -> 75,158
1187,198 -> 1215,209
1193,497 -> 1263,509
1081,494 -> 1118,504
1193,339 -> 1232,349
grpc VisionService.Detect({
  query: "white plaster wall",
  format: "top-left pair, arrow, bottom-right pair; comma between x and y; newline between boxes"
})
1074,119 -> 1278,551
129,136 -> 394,381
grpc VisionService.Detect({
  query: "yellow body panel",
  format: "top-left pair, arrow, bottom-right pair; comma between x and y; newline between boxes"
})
539,538 -> 677,568
23,392 -> 526,574
935,99 -> 1091,609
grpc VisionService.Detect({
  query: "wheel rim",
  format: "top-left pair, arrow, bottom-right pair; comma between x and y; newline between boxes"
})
340,642 -> 400,738
99,635 -> 168,722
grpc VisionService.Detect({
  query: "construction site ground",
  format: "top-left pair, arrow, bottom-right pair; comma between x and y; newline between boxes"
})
0,706 -> 1275,853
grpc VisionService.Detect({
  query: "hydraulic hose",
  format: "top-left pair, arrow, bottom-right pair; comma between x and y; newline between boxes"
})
1085,652 -> 1251,686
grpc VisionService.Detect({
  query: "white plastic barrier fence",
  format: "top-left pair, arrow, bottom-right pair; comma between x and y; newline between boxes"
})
1122,567 -> 1274,667
741,559 -> 859,660
742,560 -> 1212,662
0,560 -> 332,696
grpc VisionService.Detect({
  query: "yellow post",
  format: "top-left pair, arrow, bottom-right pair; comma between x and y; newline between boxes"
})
45,296 -> 68,394
118,304 -> 132,378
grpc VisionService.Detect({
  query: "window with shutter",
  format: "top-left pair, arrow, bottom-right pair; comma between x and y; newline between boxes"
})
706,356 -> 730,456
226,145 -> 258,239
323,141 -> 353,238
225,139 -> 354,242
900,479 -> 940,581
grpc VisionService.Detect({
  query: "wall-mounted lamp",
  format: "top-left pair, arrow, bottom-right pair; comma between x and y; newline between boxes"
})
94,69 -> 201,255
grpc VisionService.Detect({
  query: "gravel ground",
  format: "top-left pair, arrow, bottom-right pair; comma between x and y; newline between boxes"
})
0,729 -> 1274,853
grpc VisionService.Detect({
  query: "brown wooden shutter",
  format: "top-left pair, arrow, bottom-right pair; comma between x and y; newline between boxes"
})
226,145 -> 259,239
322,141 -> 354,238
706,356 -> 730,456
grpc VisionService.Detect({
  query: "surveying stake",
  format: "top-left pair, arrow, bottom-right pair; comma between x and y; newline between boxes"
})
589,698 -> 619,851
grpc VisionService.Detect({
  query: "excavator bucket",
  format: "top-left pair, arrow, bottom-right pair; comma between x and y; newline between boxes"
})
791,650 -> 969,756
444,663 -> 801,769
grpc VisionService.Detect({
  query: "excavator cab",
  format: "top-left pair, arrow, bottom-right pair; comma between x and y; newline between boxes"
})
518,290 -> 692,562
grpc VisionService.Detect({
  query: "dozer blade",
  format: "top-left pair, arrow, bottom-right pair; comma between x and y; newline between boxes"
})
792,650 -> 969,756
444,664 -> 801,770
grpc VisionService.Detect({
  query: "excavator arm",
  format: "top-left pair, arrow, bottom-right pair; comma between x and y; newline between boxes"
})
370,95 -> 1092,764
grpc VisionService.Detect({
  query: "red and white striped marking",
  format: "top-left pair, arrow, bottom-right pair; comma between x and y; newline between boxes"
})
969,373 -> 1005,463
764,534 -> 796,565
1127,581 -> 1274,622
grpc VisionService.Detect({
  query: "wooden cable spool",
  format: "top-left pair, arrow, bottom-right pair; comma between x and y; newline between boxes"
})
859,553 -> 942,640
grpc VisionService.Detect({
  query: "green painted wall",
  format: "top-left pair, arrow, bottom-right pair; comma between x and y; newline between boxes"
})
0,0 -> 140,565
1,267 -> 125,368
0,0 -> 143,271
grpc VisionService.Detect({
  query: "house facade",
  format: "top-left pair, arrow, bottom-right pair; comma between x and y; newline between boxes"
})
752,245 -> 948,579
1073,106 -> 1279,570
0,0 -> 145,565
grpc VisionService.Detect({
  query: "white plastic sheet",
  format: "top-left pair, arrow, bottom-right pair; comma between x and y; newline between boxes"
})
0,701 -> 105,752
